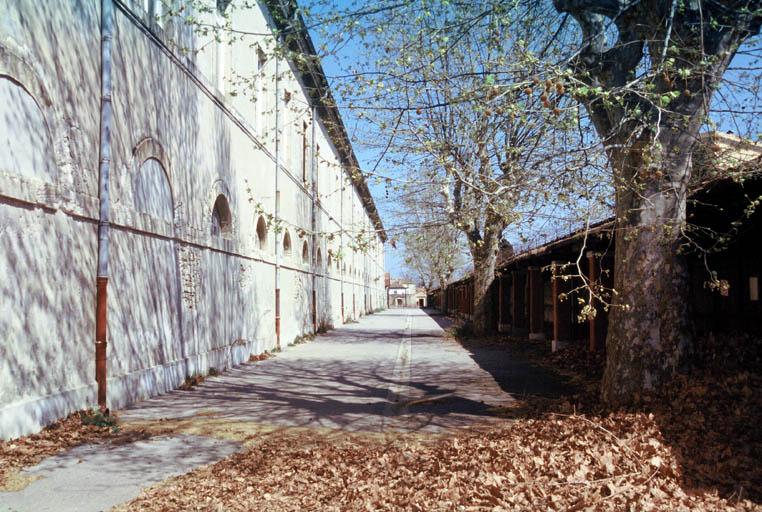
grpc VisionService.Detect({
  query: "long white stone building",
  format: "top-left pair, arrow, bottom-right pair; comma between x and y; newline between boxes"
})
0,0 -> 386,439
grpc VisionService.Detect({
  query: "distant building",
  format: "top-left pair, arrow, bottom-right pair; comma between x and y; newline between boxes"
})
387,280 -> 417,308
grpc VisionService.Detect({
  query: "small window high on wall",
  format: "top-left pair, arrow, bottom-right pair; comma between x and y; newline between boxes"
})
256,216 -> 268,251
211,194 -> 232,237
283,230 -> 292,257
302,241 -> 309,264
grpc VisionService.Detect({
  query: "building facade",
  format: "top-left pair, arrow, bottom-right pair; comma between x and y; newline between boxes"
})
387,281 -> 417,308
0,0 -> 386,439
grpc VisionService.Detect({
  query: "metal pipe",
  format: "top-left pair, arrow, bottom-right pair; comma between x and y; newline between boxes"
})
274,57 -> 281,349
95,0 -> 115,411
340,156 -> 344,322
310,105 -> 317,333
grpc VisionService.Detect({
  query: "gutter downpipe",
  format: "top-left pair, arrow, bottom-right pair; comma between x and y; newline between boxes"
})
274,57 -> 281,350
310,105 -> 317,333
95,0 -> 115,411
340,159 -> 344,322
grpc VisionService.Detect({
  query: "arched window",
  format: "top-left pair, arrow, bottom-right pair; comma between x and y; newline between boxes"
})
283,230 -> 292,256
316,248 -> 323,268
135,157 -> 173,221
301,241 -> 309,264
0,77 -> 56,182
256,216 -> 267,250
211,194 -> 232,237
327,253 -> 333,270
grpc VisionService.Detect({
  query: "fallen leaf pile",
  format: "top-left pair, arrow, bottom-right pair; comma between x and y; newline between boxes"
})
118,408 -> 758,511
0,411 -> 150,490
544,344 -> 605,381
650,370 -> 760,501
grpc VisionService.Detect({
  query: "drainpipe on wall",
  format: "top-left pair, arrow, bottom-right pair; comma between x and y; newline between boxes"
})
95,0 -> 115,411
351,181 -> 355,320
339,160 -> 344,322
310,105 -> 317,333
274,58 -> 280,350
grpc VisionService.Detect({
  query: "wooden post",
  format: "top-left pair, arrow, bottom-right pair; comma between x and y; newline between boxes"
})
551,261 -> 571,352
498,275 -> 504,332
511,270 -> 523,335
528,266 -> 545,340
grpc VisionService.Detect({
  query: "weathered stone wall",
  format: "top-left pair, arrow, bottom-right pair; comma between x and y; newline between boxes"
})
0,0 -> 386,439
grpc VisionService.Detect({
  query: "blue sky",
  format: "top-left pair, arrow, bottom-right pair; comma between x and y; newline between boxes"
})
308,7 -> 762,281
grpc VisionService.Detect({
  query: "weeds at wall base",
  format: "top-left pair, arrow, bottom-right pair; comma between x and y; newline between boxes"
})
79,408 -> 119,431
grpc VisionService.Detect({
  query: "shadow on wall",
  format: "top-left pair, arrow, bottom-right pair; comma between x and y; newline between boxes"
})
0,0 -> 382,438
0,0 -> 101,438
106,2 -> 273,409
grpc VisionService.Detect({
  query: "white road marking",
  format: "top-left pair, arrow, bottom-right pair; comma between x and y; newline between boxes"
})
382,312 -> 413,428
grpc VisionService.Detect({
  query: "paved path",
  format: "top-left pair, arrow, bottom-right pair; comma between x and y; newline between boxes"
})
1,309 -> 562,511
119,308 -> 517,432
0,436 -> 240,512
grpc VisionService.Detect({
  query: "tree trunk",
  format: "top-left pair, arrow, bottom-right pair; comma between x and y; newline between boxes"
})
552,0 -> 760,406
601,134 -> 694,406
439,275 -> 449,313
470,236 -> 500,336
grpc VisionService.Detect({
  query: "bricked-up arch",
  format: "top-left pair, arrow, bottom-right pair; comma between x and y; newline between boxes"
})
134,157 -> 173,222
301,241 -> 309,264
211,194 -> 232,238
283,230 -> 292,257
0,76 -> 56,182
256,216 -> 268,251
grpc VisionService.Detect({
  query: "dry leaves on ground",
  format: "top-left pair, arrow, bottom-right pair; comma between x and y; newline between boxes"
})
0,410 -> 152,490
117,409 -> 758,512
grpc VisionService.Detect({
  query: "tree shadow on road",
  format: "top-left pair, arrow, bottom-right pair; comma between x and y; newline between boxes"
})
423,312 -> 580,400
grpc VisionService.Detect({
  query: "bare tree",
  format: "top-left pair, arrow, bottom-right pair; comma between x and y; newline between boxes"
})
312,2 -> 589,335
402,222 -> 464,299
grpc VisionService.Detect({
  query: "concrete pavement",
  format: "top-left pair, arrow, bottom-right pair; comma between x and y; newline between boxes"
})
0,308 -> 566,511
0,436 -> 240,512
118,308 -> 518,432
